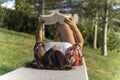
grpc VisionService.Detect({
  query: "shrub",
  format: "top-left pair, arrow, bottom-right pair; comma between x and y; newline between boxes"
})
2,9 -> 37,34
45,23 -> 60,39
107,28 -> 120,50
97,27 -> 103,48
77,22 -> 94,46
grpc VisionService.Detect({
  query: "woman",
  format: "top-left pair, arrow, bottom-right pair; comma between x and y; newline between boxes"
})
32,17 -> 84,70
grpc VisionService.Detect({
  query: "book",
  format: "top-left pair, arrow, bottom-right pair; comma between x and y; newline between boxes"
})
39,11 -> 71,25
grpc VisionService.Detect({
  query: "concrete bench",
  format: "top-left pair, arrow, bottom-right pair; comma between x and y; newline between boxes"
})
0,58 -> 89,80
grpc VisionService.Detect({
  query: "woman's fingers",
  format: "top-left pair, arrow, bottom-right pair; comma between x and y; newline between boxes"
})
40,19 -> 45,23
65,21 -> 72,26
64,17 -> 77,30
64,18 -> 72,25
70,17 -> 74,21
69,17 -> 73,21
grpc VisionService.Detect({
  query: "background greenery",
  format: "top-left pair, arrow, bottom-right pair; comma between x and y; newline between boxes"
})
0,28 -> 119,80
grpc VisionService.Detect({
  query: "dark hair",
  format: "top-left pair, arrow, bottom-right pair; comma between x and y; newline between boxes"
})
40,48 -> 72,70
26,48 -> 72,70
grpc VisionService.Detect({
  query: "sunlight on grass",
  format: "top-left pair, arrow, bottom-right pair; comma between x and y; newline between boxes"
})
0,28 -> 35,75
83,46 -> 120,80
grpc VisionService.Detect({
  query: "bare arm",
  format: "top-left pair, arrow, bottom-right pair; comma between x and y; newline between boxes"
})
35,20 -> 45,42
65,17 -> 84,48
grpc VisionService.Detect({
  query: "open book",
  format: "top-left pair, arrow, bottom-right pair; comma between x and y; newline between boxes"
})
39,11 -> 71,25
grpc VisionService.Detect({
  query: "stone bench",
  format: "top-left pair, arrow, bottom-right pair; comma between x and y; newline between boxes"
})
0,58 -> 89,80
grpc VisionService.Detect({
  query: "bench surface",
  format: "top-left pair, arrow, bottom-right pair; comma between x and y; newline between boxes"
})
0,58 -> 89,80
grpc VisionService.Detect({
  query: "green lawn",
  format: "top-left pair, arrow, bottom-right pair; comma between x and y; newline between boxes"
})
0,28 -> 120,80
83,47 -> 120,80
0,28 -> 35,75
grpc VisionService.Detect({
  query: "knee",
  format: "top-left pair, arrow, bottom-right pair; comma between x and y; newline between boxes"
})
61,23 -> 69,29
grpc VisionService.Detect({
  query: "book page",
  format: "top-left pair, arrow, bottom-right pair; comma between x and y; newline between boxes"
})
39,11 -> 71,25
39,11 -> 57,25
56,11 -> 71,24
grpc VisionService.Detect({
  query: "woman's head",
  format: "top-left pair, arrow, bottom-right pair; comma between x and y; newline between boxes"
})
41,47 -> 72,70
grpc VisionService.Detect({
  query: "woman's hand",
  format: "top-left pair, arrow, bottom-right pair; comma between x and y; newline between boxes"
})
38,19 -> 45,25
64,17 -> 77,29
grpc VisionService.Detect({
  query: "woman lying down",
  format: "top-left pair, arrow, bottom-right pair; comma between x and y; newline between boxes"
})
27,17 -> 84,70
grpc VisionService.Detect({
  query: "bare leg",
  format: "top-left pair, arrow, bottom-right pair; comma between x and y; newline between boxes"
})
54,23 -> 76,44
54,27 -> 61,42
64,17 -> 84,48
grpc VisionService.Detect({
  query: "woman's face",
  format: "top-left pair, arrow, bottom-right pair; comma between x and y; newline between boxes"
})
51,45 -> 61,51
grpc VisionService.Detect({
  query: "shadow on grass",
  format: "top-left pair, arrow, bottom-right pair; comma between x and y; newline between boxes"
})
0,65 -> 14,75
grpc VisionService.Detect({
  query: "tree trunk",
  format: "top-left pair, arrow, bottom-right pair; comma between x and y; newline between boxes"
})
41,0 -> 45,40
93,12 -> 98,49
102,0 -> 111,56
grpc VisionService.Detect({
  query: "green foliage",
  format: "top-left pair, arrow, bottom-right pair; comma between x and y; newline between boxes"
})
0,0 -> 5,26
113,0 -> 120,4
2,9 -> 38,34
107,28 -> 120,50
97,27 -> 103,48
45,23 -> 60,39
1,0 -> 39,33
0,1 -> 2,25
84,46 -> 120,80
84,0 -> 105,18
16,0 -> 35,15
77,22 -> 94,46
91,26 -> 120,51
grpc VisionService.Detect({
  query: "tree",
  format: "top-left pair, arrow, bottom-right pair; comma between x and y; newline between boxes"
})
15,0 -> 35,16
110,0 -> 120,30
93,12 -> 98,49
84,0 -> 105,49
0,0 -> 7,27
0,0 -> 2,22
1,0 -> 38,33
0,0 -> 3,26
102,0 -> 112,56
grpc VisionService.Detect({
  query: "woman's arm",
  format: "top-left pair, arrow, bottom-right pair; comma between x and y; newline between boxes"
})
64,17 -> 84,48
35,19 -> 45,42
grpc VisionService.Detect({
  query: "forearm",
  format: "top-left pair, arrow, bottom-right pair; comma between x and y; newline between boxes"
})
72,25 -> 84,47
35,22 -> 43,42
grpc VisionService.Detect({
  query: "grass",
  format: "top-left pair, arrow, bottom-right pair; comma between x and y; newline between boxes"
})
0,28 -> 35,75
0,28 -> 120,80
83,46 -> 120,80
